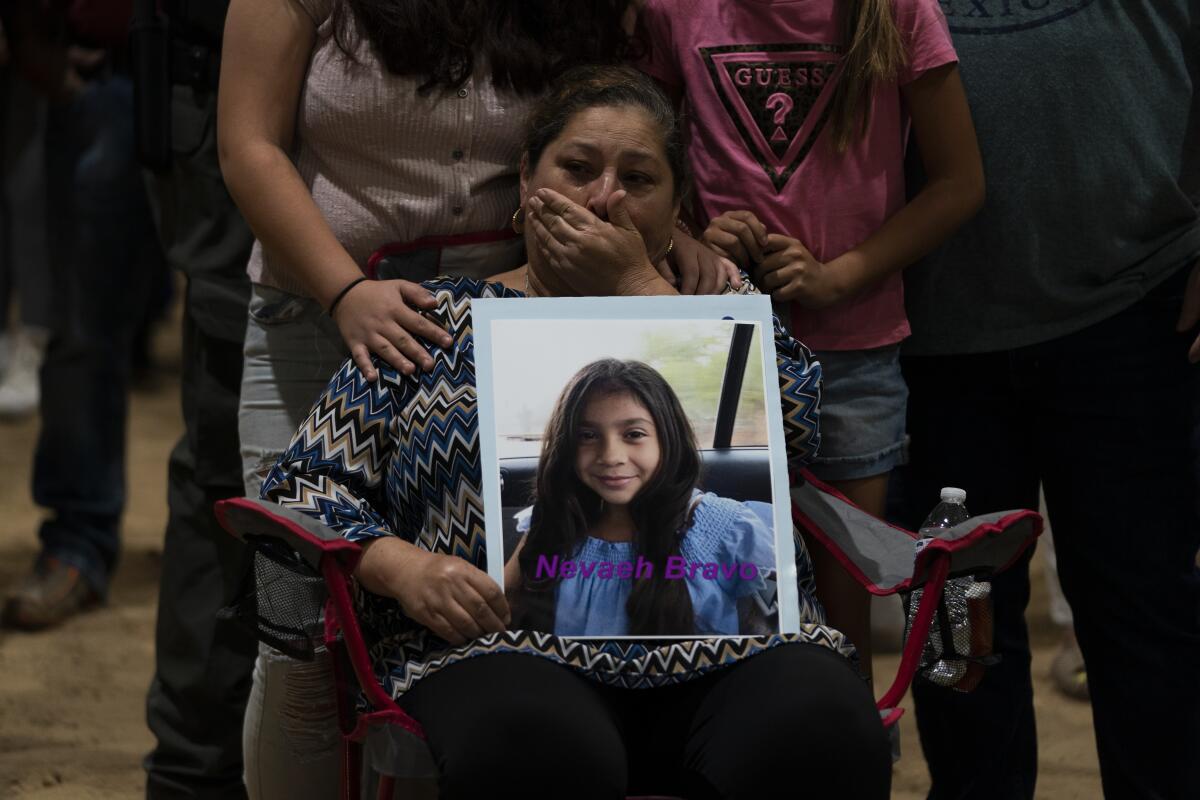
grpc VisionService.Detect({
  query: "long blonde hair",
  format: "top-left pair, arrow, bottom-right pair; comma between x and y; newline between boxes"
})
828,0 -> 908,152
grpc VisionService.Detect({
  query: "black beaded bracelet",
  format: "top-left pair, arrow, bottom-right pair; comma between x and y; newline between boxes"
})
326,276 -> 369,317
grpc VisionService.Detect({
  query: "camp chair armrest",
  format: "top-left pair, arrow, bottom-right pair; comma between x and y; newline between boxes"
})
791,469 -> 1042,596
215,496 -> 427,742
215,496 -> 365,573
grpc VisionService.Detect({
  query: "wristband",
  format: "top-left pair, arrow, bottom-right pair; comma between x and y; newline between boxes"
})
326,276 -> 368,316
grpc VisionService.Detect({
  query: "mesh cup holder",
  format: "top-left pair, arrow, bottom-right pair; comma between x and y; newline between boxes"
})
221,535 -> 328,661
902,577 -> 997,693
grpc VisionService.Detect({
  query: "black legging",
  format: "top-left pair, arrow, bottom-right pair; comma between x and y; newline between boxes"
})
399,644 -> 891,799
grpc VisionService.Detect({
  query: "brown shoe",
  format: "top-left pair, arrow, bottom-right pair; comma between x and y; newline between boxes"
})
2,557 -> 101,631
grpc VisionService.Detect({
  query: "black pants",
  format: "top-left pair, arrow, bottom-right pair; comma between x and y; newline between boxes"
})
399,645 -> 890,800
893,265 -> 1200,799
143,84 -> 257,800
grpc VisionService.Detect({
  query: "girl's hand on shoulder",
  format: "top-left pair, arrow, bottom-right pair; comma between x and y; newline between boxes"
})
388,548 -> 511,645
664,231 -> 742,295
528,188 -> 664,295
702,211 -> 769,270
330,279 -> 454,381
755,234 -> 856,310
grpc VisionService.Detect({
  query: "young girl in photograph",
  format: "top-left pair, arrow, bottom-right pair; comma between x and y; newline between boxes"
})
636,0 -> 984,663
504,358 -> 781,637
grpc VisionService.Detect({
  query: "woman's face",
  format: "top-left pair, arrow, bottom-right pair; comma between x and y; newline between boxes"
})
521,105 -> 680,267
574,390 -> 662,509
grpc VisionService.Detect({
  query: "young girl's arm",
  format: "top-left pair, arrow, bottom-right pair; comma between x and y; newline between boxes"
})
702,211 -> 769,271
756,63 -> 984,308
218,0 -> 451,380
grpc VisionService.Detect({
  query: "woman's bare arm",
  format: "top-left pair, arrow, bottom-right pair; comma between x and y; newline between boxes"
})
218,0 -> 351,305
218,0 -> 449,378
358,537 -> 510,645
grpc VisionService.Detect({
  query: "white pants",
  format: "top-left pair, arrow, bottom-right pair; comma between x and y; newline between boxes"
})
242,643 -> 342,800
239,284 -> 347,798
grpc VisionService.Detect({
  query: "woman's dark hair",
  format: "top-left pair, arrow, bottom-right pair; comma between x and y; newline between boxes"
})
513,359 -> 699,636
329,0 -> 635,95
523,65 -> 687,198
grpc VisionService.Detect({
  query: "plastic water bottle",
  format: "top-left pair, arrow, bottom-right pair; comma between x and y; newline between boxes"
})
922,486 -> 971,533
905,487 -> 994,692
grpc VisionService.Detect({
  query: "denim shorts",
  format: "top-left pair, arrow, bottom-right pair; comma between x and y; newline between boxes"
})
808,344 -> 908,482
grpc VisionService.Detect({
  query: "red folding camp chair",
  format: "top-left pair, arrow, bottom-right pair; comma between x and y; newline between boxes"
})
216,468 -> 1041,799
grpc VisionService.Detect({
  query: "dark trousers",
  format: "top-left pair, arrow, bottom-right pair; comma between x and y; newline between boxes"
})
34,75 -> 160,594
0,68 -> 53,331
399,645 -> 891,800
893,265 -> 1200,799
142,84 -> 257,800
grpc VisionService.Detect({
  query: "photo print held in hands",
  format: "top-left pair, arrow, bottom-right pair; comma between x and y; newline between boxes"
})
473,294 -> 800,639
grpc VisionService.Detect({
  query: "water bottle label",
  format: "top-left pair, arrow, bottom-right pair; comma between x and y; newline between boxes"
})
913,536 -> 934,561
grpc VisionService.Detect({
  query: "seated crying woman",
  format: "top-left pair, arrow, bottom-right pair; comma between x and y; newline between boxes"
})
504,358 -> 779,638
261,65 -> 891,798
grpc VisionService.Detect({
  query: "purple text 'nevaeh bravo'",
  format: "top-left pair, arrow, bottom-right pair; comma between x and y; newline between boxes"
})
535,555 -> 759,581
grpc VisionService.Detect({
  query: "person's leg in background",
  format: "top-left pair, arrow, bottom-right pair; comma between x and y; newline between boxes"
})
806,345 -> 909,680
1041,523 -> 1089,701
142,79 -> 260,799
0,66 -> 51,415
895,350 -> 1041,800
3,73 -> 155,628
1034,264 -> 1200,798
0,66 -> 13,373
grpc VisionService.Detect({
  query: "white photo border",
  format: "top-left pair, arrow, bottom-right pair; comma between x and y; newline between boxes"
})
473,294 -> 801,637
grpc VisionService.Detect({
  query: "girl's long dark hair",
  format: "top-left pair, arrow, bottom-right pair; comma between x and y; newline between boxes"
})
330,0 -> 636,95
513,360 -> 700,636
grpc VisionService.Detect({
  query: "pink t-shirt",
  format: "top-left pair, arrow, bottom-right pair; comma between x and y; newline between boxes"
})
639,0 -> 956,350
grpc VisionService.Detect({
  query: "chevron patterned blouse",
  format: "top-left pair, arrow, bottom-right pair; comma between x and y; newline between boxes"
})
261,278 -> 855,699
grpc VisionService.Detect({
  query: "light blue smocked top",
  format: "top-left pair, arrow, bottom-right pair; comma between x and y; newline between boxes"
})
515,490 -> 776,637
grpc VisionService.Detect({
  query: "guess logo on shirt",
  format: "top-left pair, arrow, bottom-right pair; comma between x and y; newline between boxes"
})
699,44 -> 841,192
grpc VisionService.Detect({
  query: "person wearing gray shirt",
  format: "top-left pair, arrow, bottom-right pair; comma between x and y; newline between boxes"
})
893,2 -> 1200,798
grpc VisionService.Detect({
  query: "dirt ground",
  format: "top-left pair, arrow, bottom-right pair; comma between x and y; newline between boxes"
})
0,314 -> 1103,799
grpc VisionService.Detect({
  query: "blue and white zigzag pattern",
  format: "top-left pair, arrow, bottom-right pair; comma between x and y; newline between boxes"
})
264,278 -> 841,701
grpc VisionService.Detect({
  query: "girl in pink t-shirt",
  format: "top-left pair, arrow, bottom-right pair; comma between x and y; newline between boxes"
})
637,0 -> 983,669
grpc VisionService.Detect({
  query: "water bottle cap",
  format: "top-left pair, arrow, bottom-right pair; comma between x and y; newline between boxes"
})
940,487 -> 967,503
